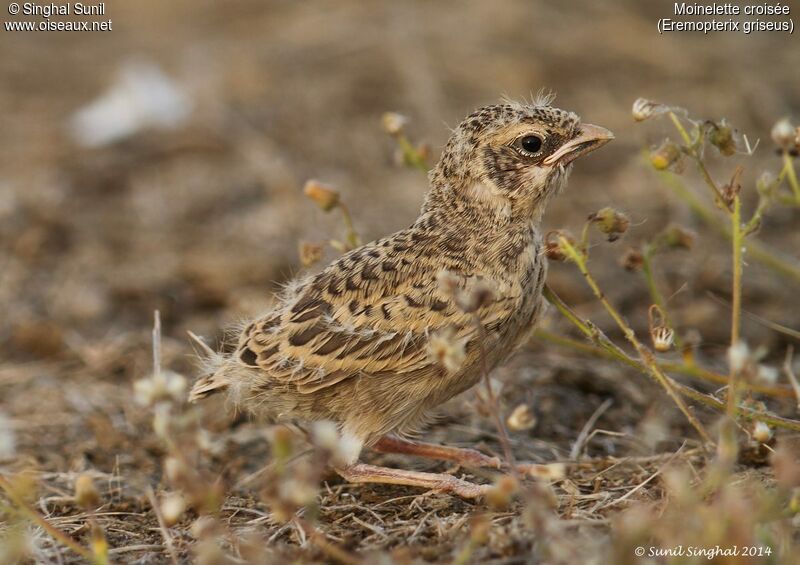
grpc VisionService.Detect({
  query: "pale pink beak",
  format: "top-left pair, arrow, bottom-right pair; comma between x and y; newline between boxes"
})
543,124 -> 614,166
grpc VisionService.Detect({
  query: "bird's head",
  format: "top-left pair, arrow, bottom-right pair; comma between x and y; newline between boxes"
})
428,96 -> 614,221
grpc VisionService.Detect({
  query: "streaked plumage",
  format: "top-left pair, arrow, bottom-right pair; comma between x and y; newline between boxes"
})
190,97 -> 613,496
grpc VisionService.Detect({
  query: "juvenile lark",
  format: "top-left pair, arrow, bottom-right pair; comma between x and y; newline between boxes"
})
190,97 -> 613,498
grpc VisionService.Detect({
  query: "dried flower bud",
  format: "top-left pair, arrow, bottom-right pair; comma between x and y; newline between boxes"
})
771,118 -> 795,149
632,98 -> 670,122
756,171 -> 777,198
310,420 -> 339,452
303,179 -> 339,212
647,305 -> 673,352
727,341 -> 751,375
381,112 -> 408,136
650,326 -> 674,352
456,279 -> 495,313
74,474 -> 101,510
506,404 -> 537,431
756,364 -> 778,385
661,224 -> 695,250
752,421 -> 772,443
544,230 -> 575,262
486,475 -> 519,509
721,167 -> 743,207
708,120 -> 738,156
164,456 -> 188,485
522,463 -> 566,480
619,247 -> 644,271
298,241 -> 323,267
161,492 -> 186,526
427,327 -> 466,373
649,140 -> 682,170
271,426 -> 294,462
588,207 -> 630,242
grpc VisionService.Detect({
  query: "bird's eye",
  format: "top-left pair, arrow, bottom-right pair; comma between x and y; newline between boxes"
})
515,134 -> 544,155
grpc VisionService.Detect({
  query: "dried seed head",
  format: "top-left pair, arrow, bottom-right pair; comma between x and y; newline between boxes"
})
752,421 -> 772,443
619,247 -> 644,271
381,112 -> 408,136
756,364 -> 778,385
524,463 -> 566,480
588,207 -> 630,242
771,118 -> 795,149
164,456 -> 188,485
161,492 -> 186,526
74,474 -> 101,510
661,224 -> 695,250
632,98 -> 670,122
651,326 -> 675,352
708,120 -> 738,156
310,420 -> 340,452
427,327 -> 466,373
727,341 -> 751,375
456,279 -> 495,313
298,241 -> 323,267
506,404 -> 537,431
133,370 -> 187,407
303,179 -> 339,212
721,166 -> 743,207
544,230 -> 575,262
649,140 -> 682,170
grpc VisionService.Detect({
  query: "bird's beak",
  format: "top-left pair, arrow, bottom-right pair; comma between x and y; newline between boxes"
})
543,124 -> 615,166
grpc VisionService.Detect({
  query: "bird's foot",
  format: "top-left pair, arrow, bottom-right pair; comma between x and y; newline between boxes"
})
372,436 -> 502,469
335,462 -> 491,499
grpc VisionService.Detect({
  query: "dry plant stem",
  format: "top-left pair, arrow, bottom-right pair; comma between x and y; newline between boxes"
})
534,329 -> 795,399
785,346 -> 800,411
657,170 -> 800,283
337,203 -> 361,249
668,111 -> 731,212
296,517 -> 363,565
783,151 -> 800,202
0,475 -> 97,563
557,236 -> 713,444
145,487 -> 179,565
727,196 -> 744,418
539,290 -> 800,432
473,316 -> 518,470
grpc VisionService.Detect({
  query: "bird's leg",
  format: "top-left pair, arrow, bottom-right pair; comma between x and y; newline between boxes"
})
334,462 -> 490,499
372,436 -> 560,479
372,435 -> 502,469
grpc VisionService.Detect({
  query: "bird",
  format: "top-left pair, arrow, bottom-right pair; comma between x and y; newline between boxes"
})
189,96 -> 614,498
